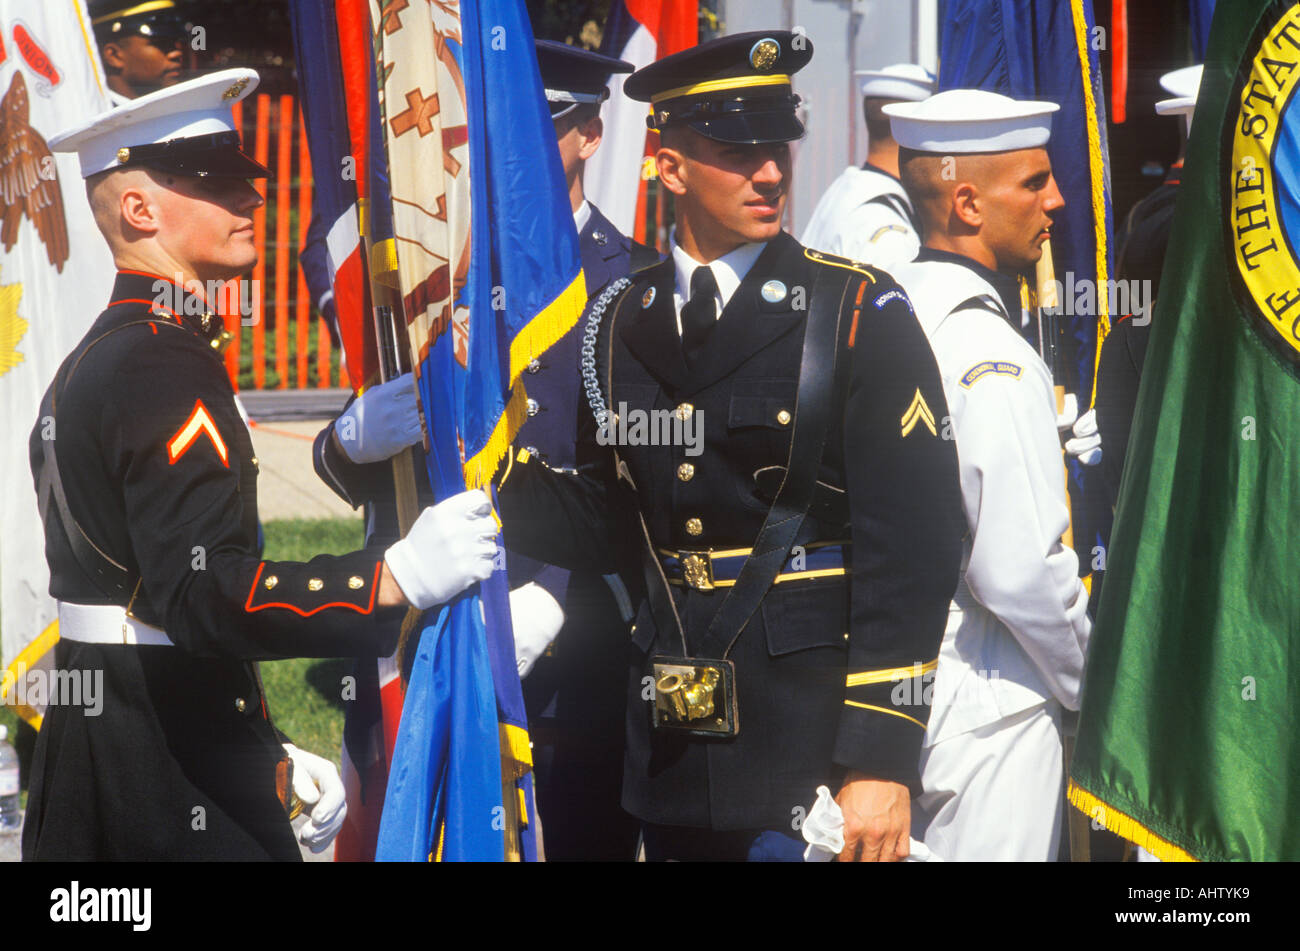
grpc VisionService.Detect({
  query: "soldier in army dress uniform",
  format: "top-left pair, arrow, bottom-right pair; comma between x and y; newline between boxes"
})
27,69 -> 500,861
497,31 -> 965,862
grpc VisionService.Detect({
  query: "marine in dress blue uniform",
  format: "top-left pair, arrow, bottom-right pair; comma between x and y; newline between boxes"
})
27,70 -> 495,861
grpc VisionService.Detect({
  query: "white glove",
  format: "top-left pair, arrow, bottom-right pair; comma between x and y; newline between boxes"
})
284,744 -> 346,854
1055,391 -> 1080,431
801,785 -> 940,862
385,489 -> 499,609
334,372 -> 423,464
1065,407 -> 1103,466
509,583 -> 564,678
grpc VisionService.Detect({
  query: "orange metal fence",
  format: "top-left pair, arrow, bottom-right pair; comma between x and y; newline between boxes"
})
221,94 -> 349,391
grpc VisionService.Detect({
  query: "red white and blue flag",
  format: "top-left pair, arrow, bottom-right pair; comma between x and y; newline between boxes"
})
585,0 -> 697,240
288,0 -> 398,862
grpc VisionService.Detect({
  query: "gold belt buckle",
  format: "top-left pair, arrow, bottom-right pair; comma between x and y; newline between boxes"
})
650,655 -> 738,737
678,550 -> 715,592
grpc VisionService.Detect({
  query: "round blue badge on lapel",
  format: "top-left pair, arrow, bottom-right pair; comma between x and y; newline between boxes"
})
760,280 -> 787,303
642,286 -> 656,308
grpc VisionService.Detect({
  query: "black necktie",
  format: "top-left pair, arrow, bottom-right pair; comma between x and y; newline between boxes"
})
680,265 -> 718,366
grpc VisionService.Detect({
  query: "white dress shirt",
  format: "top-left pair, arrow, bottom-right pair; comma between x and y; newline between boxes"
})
573,199 -> 591,234
670,237 -> 766,336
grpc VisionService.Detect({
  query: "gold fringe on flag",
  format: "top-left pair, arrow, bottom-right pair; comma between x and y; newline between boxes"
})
1,618 -> 60,729
508,270 -> 587,386
498,722 -> 533,779
460,268 -> 588,489
1067,781 -> 1197,861
1068,0 -> 1113,387
462,383 -> 529,490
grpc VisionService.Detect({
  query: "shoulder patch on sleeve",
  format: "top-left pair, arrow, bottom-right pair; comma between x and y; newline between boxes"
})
873,288 -> 910,310
960,361 -> 1023,389
870,224 -> 909,243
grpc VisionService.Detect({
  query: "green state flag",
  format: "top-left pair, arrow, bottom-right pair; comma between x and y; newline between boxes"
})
1069,0 -> 1300,861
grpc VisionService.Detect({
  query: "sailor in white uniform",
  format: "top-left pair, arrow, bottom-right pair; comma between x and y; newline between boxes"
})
800,64 -> 934,270
885,90 -> 1092,861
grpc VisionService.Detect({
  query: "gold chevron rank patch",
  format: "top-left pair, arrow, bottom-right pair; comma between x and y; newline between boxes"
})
900,388 -> 936,438
167,399 -> 229,467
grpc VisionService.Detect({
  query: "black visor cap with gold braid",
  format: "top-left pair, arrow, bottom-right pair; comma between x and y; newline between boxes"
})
624,30 -> 813,144
115,130 -> 271,179
90,0 -> 188,41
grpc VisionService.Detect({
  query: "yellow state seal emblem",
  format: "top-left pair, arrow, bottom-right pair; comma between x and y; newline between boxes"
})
1229,1 -> 1300,367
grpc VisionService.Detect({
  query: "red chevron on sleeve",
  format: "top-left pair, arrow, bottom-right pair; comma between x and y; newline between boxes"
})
167,399 -> 229,467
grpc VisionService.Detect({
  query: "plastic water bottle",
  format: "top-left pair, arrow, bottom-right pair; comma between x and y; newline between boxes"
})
0,724 -> 20,832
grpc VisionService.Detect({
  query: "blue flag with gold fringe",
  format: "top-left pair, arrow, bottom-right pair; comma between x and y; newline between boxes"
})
369,0 -> 584,861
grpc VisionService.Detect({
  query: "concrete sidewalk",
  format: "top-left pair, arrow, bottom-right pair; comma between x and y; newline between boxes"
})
247,418 -> 360,522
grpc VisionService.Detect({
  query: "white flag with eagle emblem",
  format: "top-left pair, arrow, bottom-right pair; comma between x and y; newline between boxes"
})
0,0 -> 114,729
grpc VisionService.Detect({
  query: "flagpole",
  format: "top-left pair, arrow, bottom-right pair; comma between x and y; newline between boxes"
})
355,198 -> 425,677
1036,237 -> 1090,862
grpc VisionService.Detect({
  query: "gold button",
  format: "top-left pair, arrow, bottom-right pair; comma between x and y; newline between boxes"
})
685,517 -> 703,536
250,456 -> 259,468
116,146 -> 131,163
308,578 -> 324,592
234,698 -> 247,713
264,575 -> 278,590
677,462 -> 695,482
674,402 -> 694,421
777,409 -> 792,425
348,575 -> 364,589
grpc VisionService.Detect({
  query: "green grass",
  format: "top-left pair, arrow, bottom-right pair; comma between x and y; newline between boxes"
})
258,517 -> 365,767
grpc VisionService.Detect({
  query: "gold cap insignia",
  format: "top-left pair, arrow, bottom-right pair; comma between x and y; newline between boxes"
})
223,77 -> 251,100
116,147 -> 131,164
750,38 -> 781,71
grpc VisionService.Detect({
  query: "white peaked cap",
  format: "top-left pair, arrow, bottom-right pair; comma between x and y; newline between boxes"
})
854,64 -> 936,102
50,68 -> 261,179
883,89 -> 1059,153
1155,64 -> 1203,117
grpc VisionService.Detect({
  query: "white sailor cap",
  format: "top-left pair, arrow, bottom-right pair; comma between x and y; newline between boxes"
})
883,89 -> 1059,153
1155,64 -> 1203,117
49,68 -> 268,180
854,64 -> 936,102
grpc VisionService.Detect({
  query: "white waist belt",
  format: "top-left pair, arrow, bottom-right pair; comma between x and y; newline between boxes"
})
57,602 -> 175,647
